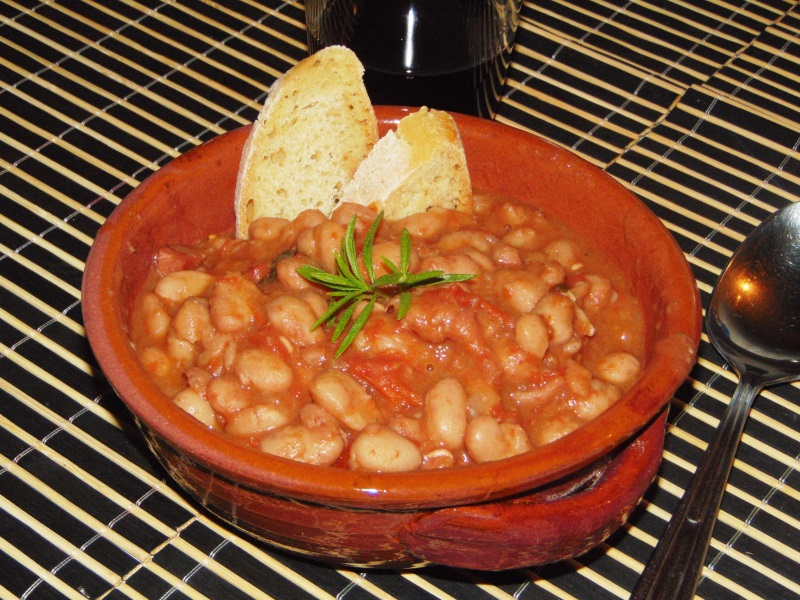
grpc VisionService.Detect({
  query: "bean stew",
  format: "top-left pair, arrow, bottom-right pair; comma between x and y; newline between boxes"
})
130,195 -> 645,472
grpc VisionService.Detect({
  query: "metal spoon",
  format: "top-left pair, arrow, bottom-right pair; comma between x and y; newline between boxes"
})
631,202 -> 800,600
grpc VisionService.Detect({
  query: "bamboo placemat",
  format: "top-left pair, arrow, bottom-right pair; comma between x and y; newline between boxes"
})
1,1 -> 798,599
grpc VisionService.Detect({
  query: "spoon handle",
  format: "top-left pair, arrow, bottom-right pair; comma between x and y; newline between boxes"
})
630,374 -> 761,600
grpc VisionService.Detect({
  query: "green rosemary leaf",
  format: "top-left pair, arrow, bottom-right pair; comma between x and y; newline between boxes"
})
294,263 -> 319,276
334,252 -> 362,287
381,256 -> 401,275
362,211 -> 383,283
397,290 -> 413,320
295,264 -> 329,280
327,289 -> 361,297
371,272 -> 404,288
312,290 -> 363,329
401,270 -> 448,285
399,228 -> 411,273
296,212 -> 475,357
331,301 -> 358,342
334,296 -> 376,358
344,215 -> 361,282
296,265 -> 351,288
412,272 -> 476,286
439,273 -> 476,283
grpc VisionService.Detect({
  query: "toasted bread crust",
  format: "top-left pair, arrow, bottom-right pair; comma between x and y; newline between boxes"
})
341,107 -> 472,220
234,46 -> 378,237
235,50 -> 473,237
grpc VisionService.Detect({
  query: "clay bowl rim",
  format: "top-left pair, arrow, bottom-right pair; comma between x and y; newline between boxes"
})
82,106 -> 702,510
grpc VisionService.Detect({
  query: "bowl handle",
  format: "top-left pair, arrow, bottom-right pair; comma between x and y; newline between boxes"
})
399,410 -> 667,570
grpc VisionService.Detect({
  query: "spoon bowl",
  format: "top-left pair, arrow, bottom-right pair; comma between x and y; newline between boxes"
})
632,202 -> 800,599
709,204 -> 800,376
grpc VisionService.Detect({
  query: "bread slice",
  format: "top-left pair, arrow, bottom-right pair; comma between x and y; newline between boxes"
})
234,46 -> 378,237
340,107 -> 472,220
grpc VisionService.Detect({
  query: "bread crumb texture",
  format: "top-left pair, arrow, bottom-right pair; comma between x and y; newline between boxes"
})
234,49 -> 473,237
234,46 -> 378,237
342,107 -> 472,220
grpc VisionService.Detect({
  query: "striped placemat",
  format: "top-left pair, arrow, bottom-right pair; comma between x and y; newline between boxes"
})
1,1 -> 798,599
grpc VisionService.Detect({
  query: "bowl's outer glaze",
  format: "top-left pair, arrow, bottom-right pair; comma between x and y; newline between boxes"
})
142,410 -> 667,569
83,106 -> 702,569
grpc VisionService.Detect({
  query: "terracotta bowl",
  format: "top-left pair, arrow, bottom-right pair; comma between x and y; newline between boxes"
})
82,106 -> 702,570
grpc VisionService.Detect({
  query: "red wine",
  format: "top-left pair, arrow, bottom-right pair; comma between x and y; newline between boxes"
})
306,0 -> 517,118
360,57 -> 509,117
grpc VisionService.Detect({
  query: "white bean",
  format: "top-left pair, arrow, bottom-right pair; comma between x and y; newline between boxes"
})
499,202 -> 542,226
573,305 -> 596,337
540,260 -> 567,287
394,207 -> 452,240
502,423 -> 533,457
233,348 -> 293,393
465,388 -> 502,420
276,255 -> 315,291
515,312 -> 549,359
437,230 -> 497,254
387,416 -> 424,445
172,297 -> 212,344
348,424 -> 422,472
185,366 -> 212,395
528,411 -> 582,446
493,338 -> 538,382
574,379 -> 622,421
419,253 -> 484,276
206,375 -> 254,414
422,448 -> 455,469
424,378 -> 467,451
564,358 -> 593,397
299,403 -> 339,429
297,220 -> 346,273
279,209 -> 327,246
166,333 -> 197,365
260,422 -> 344,466
575,274 -> 615,313
534,293 -> 575,345
266,295 -> 324,346
466,416 -> 501,460
209,276 -> 264,333
225,404 -> 290,437
545,239 -> 583,271
195,333 -> 236,377
494,271 -> 549,314
155,270 -> 214,303
330,202 -> 378,230
464,416 -> 532,463
502,226 -> 537,250
350,321 -> 421,356
507,376 -> 564,408
300,291 -> 328,319
138,346 -> 172,379
309,370 -> 381,431
560,334 -> 584,356
138,292 -> 170,340
463,249 -> 495,272
491,243 -> 522,267
248,217 -> 289,242
595,352 -> 641,387
173,388 -> 219,430
370,241 -> 419,278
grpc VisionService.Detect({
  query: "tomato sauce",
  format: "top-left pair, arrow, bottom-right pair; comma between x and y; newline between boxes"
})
130,195 -> 645,472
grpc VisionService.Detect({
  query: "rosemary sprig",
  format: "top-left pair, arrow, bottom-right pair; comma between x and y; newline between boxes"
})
296,212 -> 475,357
